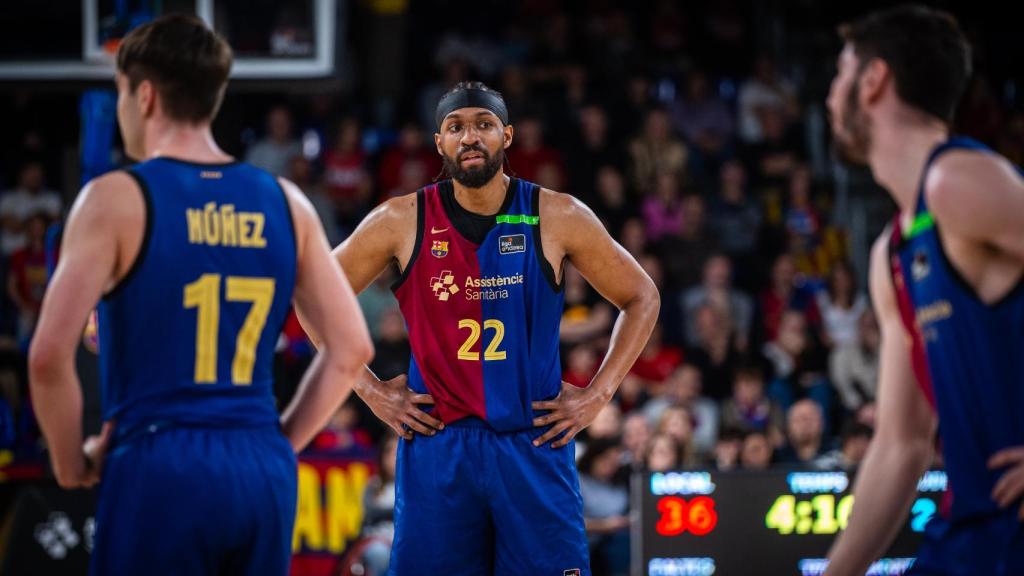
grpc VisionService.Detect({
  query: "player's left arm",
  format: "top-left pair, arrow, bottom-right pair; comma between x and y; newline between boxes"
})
532,190 -> 660,448
29,172 -> 138,489
926,150 -> 1024,262
928,151 -> 1024,518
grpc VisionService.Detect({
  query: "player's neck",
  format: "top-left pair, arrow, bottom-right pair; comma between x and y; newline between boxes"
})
452,172 -> 511,216
145,120 -> 233,164
868,116 -> 948,215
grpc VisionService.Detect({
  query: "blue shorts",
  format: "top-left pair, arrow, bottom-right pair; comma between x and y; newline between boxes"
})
908,510 -> 1024,575
389,418 -> 590,576
90,424 -> 297,576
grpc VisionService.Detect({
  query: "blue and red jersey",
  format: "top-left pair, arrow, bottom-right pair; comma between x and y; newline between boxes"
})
393,178 -> 564,432
889,137 -> 1024,522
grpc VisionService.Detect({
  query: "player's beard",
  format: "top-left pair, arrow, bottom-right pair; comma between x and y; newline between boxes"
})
834,77 -> 873,165
443,144 -> 504,188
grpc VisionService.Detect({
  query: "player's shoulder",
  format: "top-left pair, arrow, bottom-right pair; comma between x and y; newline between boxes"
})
926,148 -> 1021,219
537,187 -> 593,221
360,189 -> 419,232
74,170 -> 143,217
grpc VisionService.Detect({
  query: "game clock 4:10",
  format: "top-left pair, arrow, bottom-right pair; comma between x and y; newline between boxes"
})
764,494 -> 938,536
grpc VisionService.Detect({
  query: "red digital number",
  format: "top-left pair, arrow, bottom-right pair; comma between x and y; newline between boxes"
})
655,496 -> 718,537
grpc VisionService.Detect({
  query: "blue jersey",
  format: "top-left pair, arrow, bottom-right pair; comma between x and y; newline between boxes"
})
392,178 -> 565,432
96,158 -> 296,433
889,137 -> 1024,522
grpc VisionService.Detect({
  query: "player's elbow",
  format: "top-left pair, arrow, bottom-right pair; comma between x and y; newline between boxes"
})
325,336 -> 374,378
629,277 -> 661,319
28,336 -> 63,389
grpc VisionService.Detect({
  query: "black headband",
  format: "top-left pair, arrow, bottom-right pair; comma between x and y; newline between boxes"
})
435,88 -> 509,130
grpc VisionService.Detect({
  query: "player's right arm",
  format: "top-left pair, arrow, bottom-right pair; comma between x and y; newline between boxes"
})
298,193 -> 443,440
278,178 -> 374,452
824,233 -> 937,576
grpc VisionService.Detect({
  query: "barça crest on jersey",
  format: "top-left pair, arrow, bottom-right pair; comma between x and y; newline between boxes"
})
431,240 -> 449,258
912,250 -> 930,282
499,234 -> 526,255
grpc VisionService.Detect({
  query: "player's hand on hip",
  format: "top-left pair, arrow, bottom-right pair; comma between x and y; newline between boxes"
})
989,446 -> 1024,518
364,374 -> 443,440
531,381 -> 610,448
80,421 -> 114,488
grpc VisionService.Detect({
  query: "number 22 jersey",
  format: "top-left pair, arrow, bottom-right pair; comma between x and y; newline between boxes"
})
393,178 -> 565,432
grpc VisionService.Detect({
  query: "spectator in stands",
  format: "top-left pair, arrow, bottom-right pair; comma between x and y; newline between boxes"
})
245,105 -> 301,177
763,310 -> 831,423
578,438 -> 630,575
737,54 -> 799,144
629,325 -> 684,391
830,309 -> 880,412
560,265 -> 613,345
681,254 -> 753,350
6,213 -> 49,344
591,166 -> 635,238
777,399 -> 828,466
783,165 -> 824,275
686,303 -> 743,400
644,365 -> 718,456
712,428 -> 743,471
506,116 -> 565,185
642,171 -> 686,243
817,262 -> 867,350
740,430 -> 774,470
671,70 -> 734,177
720,365 -> 784,445
376,121 -> 440,201
566,105 -> 625,199
814,419 -> 873,471
757,253 -> 820,343
360,433 -> 399,575
323,116 -> 373,232
709,160 -> 761,290
369,308 -> 411,382
657,193 -> 719,290
288,155 -> 341,245
622,412 -> 652,471
646,434 -> 686,472
655,405 -> 697,467
628,108 -> 688,192
0,161 -> 61,256
563,342 -> 600,389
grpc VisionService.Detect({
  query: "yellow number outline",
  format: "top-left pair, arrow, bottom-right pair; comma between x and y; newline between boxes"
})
183,274 -> 276,385
457,319 -> 506,361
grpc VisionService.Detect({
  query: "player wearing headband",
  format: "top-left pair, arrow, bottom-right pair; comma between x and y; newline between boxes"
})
302,81 -> 660,574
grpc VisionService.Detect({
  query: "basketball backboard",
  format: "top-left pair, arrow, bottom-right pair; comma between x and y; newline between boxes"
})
0,0 -> 337,80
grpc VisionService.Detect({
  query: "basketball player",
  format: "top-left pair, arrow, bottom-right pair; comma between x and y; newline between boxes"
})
824,6 -> 1024,575
305,82 -> 660,574
28,15 -> 373,575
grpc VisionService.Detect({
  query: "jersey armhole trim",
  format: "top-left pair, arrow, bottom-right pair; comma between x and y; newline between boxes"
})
532,184 -> 563,293
273,177 -> 300,289
102,169 -> 153,301
391,188 -> 425,291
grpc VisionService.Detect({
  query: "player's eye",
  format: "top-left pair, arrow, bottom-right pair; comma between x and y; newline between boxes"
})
478,121 -> 492,129
448,124 -> 462,133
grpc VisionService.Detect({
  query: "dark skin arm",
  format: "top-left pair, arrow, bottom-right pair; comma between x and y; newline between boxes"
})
532,190 -> 661,448
297,193 -> 444,441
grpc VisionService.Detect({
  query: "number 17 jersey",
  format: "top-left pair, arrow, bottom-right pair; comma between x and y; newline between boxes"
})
392,178 -> 565,432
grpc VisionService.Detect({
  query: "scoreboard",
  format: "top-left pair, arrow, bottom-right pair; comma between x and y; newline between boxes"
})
633,469 -> 948,575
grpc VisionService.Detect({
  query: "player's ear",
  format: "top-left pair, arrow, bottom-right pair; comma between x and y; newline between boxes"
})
434,132 -> 443,156
137,79 -> 157,119
503,124 -> 513,150
858,58 -> 889,106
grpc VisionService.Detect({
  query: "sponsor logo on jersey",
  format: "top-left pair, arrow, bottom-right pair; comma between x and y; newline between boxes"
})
564,570 -> 581,576
431,240 -> 449,258
499,234 -> 526,255
911,250 -> 930,282
429,270 -> 459,301
431,226 -> 449,234
915,299 -> 952,328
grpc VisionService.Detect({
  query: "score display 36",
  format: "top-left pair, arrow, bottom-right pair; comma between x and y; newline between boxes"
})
634,470 -> 947,576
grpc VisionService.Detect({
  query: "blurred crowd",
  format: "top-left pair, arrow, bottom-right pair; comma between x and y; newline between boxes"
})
0,1 -> 1020,574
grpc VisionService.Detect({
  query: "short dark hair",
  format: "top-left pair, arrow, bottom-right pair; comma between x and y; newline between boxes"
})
116,14 -> 232,123
839,4 -> 971,124
440,81 -> 503,102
